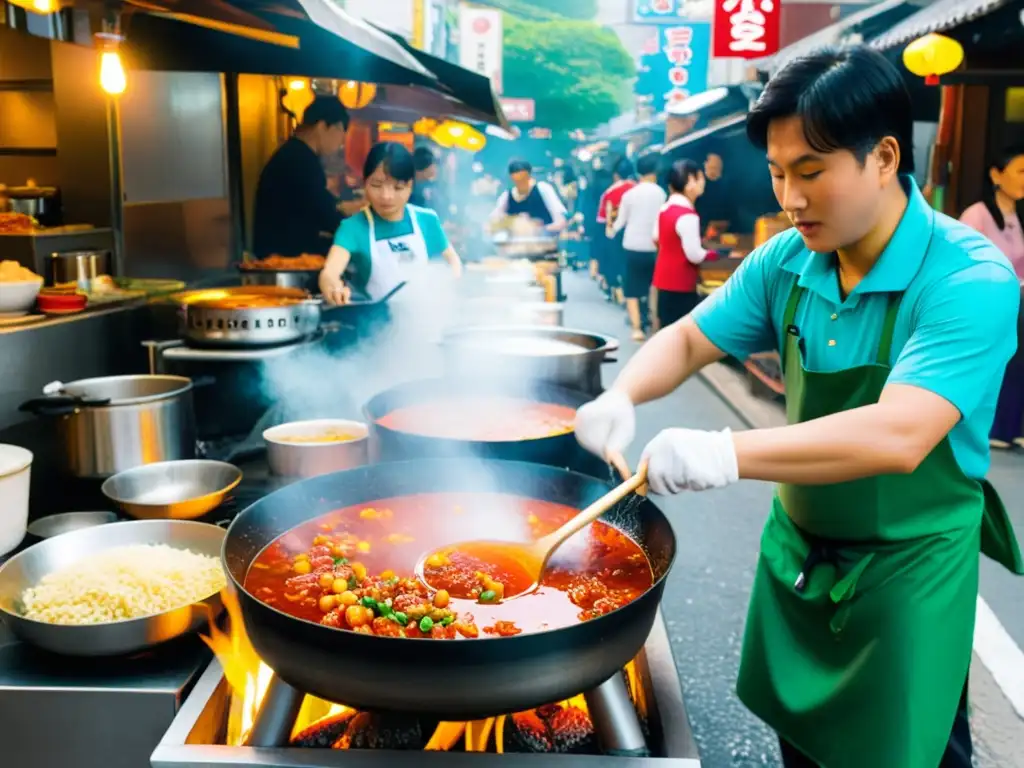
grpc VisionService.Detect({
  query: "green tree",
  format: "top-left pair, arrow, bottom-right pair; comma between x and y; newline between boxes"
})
501,14 -> 634,132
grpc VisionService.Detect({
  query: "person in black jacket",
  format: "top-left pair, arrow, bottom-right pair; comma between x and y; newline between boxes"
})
252,97 -> 350,258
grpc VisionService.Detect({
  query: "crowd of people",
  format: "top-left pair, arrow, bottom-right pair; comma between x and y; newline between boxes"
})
584,151 -> 731,341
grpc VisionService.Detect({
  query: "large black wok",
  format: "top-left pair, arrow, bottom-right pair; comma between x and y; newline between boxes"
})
363,378 -> 607,478
223,459 -> 676,719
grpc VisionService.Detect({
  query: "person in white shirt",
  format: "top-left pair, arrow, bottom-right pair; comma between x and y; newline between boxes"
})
489,159 -> 568,233
612,154 -> 667,340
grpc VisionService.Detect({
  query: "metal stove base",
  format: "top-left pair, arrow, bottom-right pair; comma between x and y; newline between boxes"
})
151,612 -> 701,767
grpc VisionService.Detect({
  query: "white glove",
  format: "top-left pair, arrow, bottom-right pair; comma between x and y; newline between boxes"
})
574,389 -> 636,460
641,428 -> 739,494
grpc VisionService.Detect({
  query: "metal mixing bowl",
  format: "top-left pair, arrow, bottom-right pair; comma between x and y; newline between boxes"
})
27,511 -> 118,539
0,519 -> 226,656
101,460 -> 242,520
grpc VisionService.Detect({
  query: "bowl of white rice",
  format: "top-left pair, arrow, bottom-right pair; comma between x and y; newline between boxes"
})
0,519 -> 227,656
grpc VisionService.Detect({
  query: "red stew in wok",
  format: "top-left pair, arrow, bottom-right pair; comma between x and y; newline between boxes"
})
375,397 -> 575,441
244,493 -> 652,640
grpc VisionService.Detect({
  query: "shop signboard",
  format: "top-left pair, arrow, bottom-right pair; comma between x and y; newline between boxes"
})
459,5 -> 503,93
634,22 -> 711,113
500,98 -> 536,123
711,0 -> 781,59
632,0 -> 687,23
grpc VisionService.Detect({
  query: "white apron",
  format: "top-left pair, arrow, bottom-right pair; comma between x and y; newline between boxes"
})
364,207 -> 430,301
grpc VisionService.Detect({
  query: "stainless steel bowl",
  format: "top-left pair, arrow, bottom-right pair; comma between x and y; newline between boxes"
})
27,511 -> 118,539
0,519 -> 226,656
101,460 -> 242,520
263,419 -> 370,478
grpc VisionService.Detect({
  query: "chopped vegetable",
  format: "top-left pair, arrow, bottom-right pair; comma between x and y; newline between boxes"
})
419,616 -> 434,633
479,590 -> 497,604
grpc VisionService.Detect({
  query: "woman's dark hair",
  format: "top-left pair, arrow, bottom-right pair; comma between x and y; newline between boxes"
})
612,157 -> 635,181
982,145 -> 1024,231
747,45 -> 914,175
668,159 -> 702,194
413,146 -> 437,172
636,153 -> 660,177
508,159 -> 532,175
363,142 -> 415,183
560,164 -> 578,185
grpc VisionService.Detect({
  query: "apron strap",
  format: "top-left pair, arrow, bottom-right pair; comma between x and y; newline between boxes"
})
875,292 -> 904,366
779,280 -> 805,372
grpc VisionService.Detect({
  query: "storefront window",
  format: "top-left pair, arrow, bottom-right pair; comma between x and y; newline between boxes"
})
1006,87 -> 1024,123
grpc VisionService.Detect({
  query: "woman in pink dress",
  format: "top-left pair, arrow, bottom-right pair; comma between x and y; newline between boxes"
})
960,146 -> 1024,448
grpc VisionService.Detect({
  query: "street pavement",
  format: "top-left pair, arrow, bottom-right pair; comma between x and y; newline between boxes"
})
559,270 -> 1024,767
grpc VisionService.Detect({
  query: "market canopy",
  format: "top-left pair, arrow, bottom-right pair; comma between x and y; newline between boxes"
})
870,0 -> 1015,51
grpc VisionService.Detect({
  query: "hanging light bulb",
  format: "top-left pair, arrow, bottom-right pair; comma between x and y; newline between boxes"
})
287,78 -> 308,91
31,0 -> 56,13
95,28 -> 127,96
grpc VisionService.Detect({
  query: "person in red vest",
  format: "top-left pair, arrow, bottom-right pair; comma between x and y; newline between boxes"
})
652,159 -> 719,329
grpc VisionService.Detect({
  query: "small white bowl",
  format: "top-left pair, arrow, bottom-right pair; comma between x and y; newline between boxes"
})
263,419 -> 370,478
0,279 -> 43,316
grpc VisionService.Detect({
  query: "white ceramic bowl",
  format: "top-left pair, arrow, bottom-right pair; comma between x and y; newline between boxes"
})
0,444 -> 33,556
0,279 -> 43,315
263,419 -> 369,478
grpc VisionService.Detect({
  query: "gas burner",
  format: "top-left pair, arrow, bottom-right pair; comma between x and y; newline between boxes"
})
151,613 -> 702,767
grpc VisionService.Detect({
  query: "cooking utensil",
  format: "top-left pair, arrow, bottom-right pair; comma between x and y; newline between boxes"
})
101,460 -> 242,520
237,265 -> 320,293
26,511 -> 118,539
20,376 -> 197,478
7,185 -> 61,227
46,250 -> 112,291
440,325 -> 619,396
0,519 -> 226,656
421,462 -> 649,599
263,419 -> 369,478
0,444 -> 32,556
223,458 -> 676,718
364,378 -> 595,471
172,286 -> 322,348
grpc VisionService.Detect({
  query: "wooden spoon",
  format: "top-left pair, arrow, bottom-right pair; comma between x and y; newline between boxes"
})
419,461 -> 649,600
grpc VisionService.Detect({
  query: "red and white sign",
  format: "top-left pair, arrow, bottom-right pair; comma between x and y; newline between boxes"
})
500,98 -> 535,123
459,6 -> 503,94
712,0 -> 781,59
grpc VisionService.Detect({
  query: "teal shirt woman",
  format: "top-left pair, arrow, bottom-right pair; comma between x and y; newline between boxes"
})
319,142 -> 462,304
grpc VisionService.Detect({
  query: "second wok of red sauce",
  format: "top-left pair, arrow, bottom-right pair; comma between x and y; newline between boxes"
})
244,492 -> 652,640
375,397 -> 575,441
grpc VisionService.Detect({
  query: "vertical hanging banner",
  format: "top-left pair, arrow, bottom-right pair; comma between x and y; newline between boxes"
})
459,5 -> 504,94
635,22 -> 711,112
712,0 -> 781,58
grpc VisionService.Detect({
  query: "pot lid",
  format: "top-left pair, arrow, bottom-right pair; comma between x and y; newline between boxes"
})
46,375 -> 193,405
6,185 -> 58,198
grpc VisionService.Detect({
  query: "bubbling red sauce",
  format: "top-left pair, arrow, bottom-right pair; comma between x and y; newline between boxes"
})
244,492 -> 652,639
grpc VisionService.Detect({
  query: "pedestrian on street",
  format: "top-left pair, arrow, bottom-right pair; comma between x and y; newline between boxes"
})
574,45 -> 1024,768
960,146 -> 1024,449
612,153 -> 666,340
596,158 -> 637,304
651,159 -> 719,330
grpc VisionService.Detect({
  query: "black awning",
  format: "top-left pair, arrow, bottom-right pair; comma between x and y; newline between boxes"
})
660,113 -> 747,157
372,26 -> 510,129
871,0 -> 1013,50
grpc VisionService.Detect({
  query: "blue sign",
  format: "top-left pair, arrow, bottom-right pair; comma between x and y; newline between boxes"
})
634,22 -> 710,113
632,0 -> 687,24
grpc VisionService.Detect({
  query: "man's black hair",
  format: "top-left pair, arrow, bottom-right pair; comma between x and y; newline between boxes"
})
612,157 -> 635,181
508,158 -> 533,175
363,142 -> 415,183
302,96 -> 351,130
636,154 -> 660,177
746,45 -> 914,175
413,146 -> 437,173
668,159 -> 702,194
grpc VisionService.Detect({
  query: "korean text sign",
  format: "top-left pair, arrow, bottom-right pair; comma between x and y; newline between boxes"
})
635,22 -> 711,112
712,0 -> 781,59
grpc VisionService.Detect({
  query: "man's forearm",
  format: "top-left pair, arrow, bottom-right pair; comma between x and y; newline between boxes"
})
612,319 -> 723,405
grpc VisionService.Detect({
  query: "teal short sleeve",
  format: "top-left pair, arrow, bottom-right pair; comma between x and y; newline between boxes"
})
412,207 -> 451,257
332,214 -> 369,255
887,261 -> 1020,418
690,235 -> 788,360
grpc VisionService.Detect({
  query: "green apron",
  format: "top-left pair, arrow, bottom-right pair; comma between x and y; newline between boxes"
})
736,283 -> 1024,768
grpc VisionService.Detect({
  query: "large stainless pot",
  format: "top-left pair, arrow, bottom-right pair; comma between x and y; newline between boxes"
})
237,266 -> 320,293
173,287 -> 322,348
440,325 -> 618,396
19,375 -> 197,478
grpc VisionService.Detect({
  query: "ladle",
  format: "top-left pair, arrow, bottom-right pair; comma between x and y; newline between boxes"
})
419,460 -> 648,600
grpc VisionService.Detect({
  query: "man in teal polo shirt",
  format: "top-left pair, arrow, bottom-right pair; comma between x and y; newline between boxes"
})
575,46 -> 1023,768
